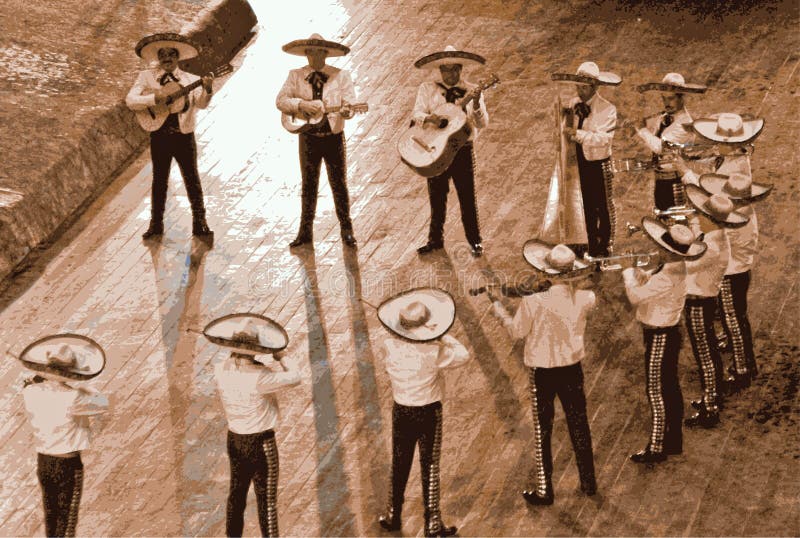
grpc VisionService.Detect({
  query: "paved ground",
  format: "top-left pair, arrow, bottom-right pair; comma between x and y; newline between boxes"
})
0,0 -> 798,536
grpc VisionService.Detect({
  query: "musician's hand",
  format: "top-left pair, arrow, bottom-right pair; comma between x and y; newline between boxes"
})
673,154 -> 690,175
272,350 -> 284,361
424,114 -> 443,126
563,127 -> 578,142
491,301 -> 507,319
633,267 -> 650,286
202,74 -> 214,94
340,102 -> 354,120
298,100 -> 323,116
154,88 -> 170,105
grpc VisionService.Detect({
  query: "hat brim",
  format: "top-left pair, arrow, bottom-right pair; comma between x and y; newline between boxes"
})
414,50 -> 486,69
637,82 -> 707,94
378,288 -> 455,343
699,173 -> 773,203
685,185 -> 750,228
282,39 -> 350,57
551,72 -> 621,86
136,33 -> 198,62
691,117 -> 764,144
522,240 -> 594,279
204,313 -> 289,354
641,217 -> 707,260
18,334 -> 106,382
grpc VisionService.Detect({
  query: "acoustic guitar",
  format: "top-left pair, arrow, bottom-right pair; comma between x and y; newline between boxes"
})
134,64 -> 232,132
281,102 -> 369,134
397,73 -> 500,178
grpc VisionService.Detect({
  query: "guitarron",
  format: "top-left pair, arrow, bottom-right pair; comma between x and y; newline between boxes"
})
397,74 -> 500,178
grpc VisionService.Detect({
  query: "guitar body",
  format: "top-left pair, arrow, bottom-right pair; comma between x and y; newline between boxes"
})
134,81 -> 190,132
281,100 -> 326,134
397,103 -> 472,178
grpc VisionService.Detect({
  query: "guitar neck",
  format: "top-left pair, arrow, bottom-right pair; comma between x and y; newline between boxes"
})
171,79 -> 204,99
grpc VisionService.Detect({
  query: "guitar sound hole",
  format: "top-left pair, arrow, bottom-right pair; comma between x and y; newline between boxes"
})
438,118 -> 449,128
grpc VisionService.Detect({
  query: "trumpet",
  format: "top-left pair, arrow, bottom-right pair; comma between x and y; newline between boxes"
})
626,206 -> 697,236
584,251 -> 657,271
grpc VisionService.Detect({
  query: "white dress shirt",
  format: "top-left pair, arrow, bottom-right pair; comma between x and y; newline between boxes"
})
23,381 -> 110,455
623,262 -> 687,327
125,67 -> 212,133
503,284 -> 596,369
214,355 -> 302,435
382,334 -> 471,407
685,228 -> 730,297
275,64 -> 357,135
637,108 -> 694,172
412,78 -> 489,141
571,93 -> 616,161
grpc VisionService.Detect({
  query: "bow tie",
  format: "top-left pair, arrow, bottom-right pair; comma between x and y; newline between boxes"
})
159,72 -> 179,85
656,113 -> 674,137
306,70 -> 329,85
437,83 -> 466,104
573,102 -> 591,119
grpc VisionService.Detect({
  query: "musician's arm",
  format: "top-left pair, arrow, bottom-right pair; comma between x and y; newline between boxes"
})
125,71 -> 157,111
575,105 -> 615,147
435,334 -> 471,369
194,74 -> 213,110
636,126 -> 663,154
492,299 -> 533,340
412,83 -> 432,125
622,268 -> 667,305
276,71 -> 302,114
466,93 -> 488,129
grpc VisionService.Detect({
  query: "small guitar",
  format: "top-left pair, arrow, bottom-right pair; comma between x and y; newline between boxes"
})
134,64 -> 233,131
281,102 -> 369,134
398,73 -> 500,178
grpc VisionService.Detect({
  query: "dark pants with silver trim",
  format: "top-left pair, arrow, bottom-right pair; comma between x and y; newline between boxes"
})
576,148 -> 615,256
426,143 -> 482,245
527,363 -> 596,496
386,401 -> 446,533
149,129 -> 208,226
654,175 -> 685,211
642,325 -> 684,453
298,132 -> 352,236
685,296 -> 724,410
718,271 -> 755,375
37,453 -> 83,538
226,429 -> 279,537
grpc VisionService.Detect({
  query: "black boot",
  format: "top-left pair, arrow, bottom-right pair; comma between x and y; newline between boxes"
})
417,240 -> 444,255
341,229 -> 357,248
424,517 -> 457,537
630,446 -> 667,464
522,489 -> 554,506
192,216 -> 214,241
142,221 -> 164,240
685,407 -> 720,429
378,506 -> 401,532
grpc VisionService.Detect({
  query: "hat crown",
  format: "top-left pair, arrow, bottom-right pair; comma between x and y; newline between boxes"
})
399,301 -> 431,329
308,33 -> 325,40
662,72 -> 686,86
706,193 -> 734,215
546,244 -> 576,271
576,62 -> 600,78
668,224 -> 694,246
231,319 -> 260,344
716,113 -> 744,136
724,172 -> 752,196
46,344 -> 77,367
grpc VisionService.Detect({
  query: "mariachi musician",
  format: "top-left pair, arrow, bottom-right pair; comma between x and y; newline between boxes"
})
412,45 -> 489,257
628,72 -> 707,211
552,61 -> 621,258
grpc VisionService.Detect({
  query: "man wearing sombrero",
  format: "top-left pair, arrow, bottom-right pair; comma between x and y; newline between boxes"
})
552,61 -> 621,257
412,46 -> 489,257
675,113 -> 769,390
491,243 -> 598,504
627,72 -> 707,211
205,315 -> 302,537
18,336 -> 109,537
376,288 -> 470,536
276,33 -> 358,249
126,33 -> 216,241
622,220 -> 706,463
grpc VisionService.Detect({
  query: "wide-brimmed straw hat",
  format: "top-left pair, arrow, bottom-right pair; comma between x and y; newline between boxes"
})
135,33 -> 199,63
378,288 -> 455,342
699,172 -> 773,203
551,61 -> 621,86
282,33 -> 350,57
203,313 -> 289,354
637,72 -> 707,94
18,334 -> 106,383
522,241 -> 594,279
692,113 -> 764,144
685,185 -> 750,228
641,217 -> 707,260
414,45 -> 486,69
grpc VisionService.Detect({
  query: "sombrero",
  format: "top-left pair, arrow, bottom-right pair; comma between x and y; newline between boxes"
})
692,113 -> 764,144
685,184 -> 750,228
641,217 -> 707,260
17,334 -> 106,383
377,287 -> 455,342
414,45 -> 486,69
637,72 -> 707,94
203,313 -> 289,354
699,172 -> 773,203
282,33 -> 350,57
522,241 -> 594,279
551,61 -> 621,86
135,33 -> 199,63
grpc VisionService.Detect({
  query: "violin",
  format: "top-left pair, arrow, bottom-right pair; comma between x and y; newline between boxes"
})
469,279 -> 552,298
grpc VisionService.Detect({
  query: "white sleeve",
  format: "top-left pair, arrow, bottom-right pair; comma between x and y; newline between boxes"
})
125,71 -> 157,111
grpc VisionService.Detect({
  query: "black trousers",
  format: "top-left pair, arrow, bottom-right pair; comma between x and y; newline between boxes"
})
685,296 -> 724,411
297,132 -> 352,235
654,176 -> 686,211
527,363 -> 596,497
387,401 -> 447,533
718,271 -> 756,375
576,148 -> 615,256
426,143 -> 481,245
149,130 -> 207,224
226,429 -> 279,537
642,325 -> 684,453
37,453 -> 83,538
